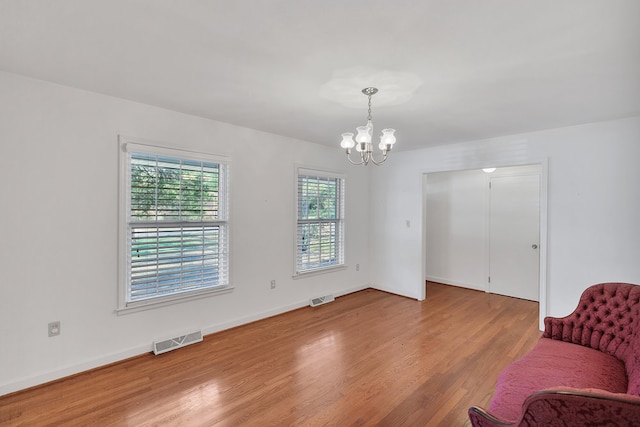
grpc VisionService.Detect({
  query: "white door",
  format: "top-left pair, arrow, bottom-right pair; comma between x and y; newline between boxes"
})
489,174 -> 540,301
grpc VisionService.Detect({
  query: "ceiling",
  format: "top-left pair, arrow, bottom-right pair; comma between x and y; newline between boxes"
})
1,1 -> 639,151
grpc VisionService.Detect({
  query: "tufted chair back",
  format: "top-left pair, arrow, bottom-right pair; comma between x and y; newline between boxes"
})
543,282 -> 640,395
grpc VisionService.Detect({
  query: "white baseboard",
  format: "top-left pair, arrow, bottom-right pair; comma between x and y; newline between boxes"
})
335,284 -> 370,297
203,283 -> 369,335
0,344 -> 150,397
369,283 -> 421,300
425,275 -> 486,292
0,284 -> 371,397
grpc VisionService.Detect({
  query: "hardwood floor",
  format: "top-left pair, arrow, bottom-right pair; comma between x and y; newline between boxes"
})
1,283 -> 540,426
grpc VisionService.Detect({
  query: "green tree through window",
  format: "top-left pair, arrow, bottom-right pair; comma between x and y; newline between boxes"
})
130,155 -> 219,221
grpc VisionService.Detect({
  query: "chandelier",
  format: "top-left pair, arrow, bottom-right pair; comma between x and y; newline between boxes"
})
339,87 -> 396,166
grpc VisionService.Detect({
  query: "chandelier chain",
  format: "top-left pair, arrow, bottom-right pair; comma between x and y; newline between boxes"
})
367,95 -> 372,122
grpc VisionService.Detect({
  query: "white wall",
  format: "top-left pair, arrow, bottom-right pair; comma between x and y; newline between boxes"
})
0,71 -> 371,395
425,169 -> 487,290
370,116 -> 640,321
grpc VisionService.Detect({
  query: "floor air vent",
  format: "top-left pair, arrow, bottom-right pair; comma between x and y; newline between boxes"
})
153,330 -> 203,355
310,294 -> 335,307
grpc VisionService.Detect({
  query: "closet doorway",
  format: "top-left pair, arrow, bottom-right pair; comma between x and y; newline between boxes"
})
424,165 -> 542,302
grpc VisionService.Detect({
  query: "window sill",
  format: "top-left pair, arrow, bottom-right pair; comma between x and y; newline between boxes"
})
116,286 -> 234,315
292,265 -> 348,280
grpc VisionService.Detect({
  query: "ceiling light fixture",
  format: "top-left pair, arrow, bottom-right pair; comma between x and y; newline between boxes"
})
339,87 -> 396,166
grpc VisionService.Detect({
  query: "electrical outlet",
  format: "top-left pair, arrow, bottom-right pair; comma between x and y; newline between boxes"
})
356,264 -> 360,271
270,279 -> 276,289
48,321 -> 61,337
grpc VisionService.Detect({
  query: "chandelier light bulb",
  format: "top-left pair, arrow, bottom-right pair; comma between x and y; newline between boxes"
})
340,133 -> 355,149
355,125 -> 371,144
380,128 -> 396,146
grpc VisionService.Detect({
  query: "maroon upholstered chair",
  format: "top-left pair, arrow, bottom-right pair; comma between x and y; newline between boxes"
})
469,282 -> 640,426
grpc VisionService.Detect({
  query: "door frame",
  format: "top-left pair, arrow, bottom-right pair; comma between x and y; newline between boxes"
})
421,159 -> 548,330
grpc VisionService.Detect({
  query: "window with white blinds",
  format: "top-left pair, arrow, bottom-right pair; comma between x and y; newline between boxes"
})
119,139 -> 230,310
296,169 -> 345,274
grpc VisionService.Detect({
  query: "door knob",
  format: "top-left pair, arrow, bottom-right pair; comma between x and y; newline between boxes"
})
532,244 -> 538,249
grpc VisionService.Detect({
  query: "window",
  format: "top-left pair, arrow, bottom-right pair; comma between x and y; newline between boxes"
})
295,168 -> 345,275
119,138 -> 230,311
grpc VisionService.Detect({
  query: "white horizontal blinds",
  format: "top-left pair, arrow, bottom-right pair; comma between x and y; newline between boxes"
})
296,171 -> 345,273
129,225 -> 223,300
128,151 -> 229,302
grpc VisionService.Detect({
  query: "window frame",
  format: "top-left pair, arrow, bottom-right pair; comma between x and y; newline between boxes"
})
294,167 -> 346,277
118,136 -> 232,313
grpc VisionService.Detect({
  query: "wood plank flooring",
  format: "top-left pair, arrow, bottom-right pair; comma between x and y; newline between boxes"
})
0,283 -> 540,426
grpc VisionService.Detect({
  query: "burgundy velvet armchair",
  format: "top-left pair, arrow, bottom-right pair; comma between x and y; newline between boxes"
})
468,282 -> 640,426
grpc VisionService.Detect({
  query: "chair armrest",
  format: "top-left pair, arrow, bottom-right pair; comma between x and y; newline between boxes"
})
517,387 -> 640,425
542,315 -> 572,340
469,388 -> 640,427
468,406 -> 513,427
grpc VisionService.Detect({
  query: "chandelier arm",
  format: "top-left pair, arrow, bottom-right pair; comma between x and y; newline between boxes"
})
369,151 -> 388,166
345,150 -> 365,166
361,150 -> 370,166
